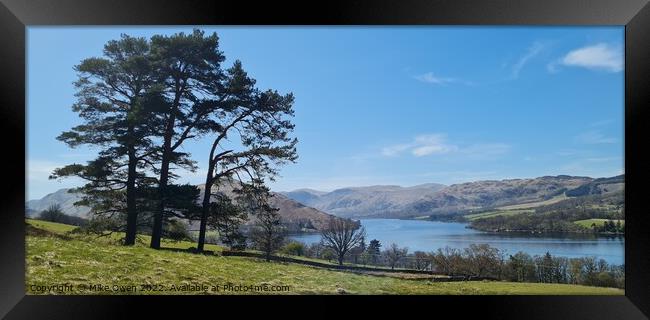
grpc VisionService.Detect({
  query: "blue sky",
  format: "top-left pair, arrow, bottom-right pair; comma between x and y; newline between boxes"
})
27,27 -> 624,200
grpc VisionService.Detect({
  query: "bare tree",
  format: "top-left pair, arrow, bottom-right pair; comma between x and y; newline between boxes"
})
413,251 -> 431,271
320,218 -> 365,265
241,182 -> 285,261
38,204 -> 65,223
384,243 -> 408,270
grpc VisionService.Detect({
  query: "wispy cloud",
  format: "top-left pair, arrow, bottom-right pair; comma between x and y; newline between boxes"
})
550,43 -> 623,73
574,130 -> 617,144
382,134 -> 456,157
511,42 -> 545,79
413,72 -> 472,86
381,134 -> 509,159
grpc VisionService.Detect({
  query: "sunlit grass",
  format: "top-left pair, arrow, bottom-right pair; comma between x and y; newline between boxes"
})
25,219 -> 624,295
465,209 -> 532,221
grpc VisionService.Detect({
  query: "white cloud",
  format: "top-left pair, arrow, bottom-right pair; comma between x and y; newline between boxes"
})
381,143 -> 414,157
511,42 -> 545,79
574,130 -> 617,144
381,134 -> 508,159
411,134 -> 458,156
413,72 -> 472,86
382,134 -> 456,157
554,43 -> 623,72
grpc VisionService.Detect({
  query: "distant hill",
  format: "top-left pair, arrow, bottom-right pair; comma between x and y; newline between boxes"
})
282,175 -> 620,219
281,183 -> 447,218
565,175 -> 624,197
26,189 -> 90,218
27,174 -> 624,223
26,183 -> 341,232
195,181 -> 342,231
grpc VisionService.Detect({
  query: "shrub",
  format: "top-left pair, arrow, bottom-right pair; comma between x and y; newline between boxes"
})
280,241 -> 305,256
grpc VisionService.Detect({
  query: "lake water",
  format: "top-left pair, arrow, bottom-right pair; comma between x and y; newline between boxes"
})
290,218 -> 625,265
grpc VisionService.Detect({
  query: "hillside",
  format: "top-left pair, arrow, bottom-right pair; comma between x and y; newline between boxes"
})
196,182 -> 342,231
29,175 -> 624,223
26,220 -> 623,295
27,184 -> 340,232
282,183 -> 447,218
26,188 -> 91,218
466,189 -> 624,233
283,175 -> 605,219
564,175 -> 624,197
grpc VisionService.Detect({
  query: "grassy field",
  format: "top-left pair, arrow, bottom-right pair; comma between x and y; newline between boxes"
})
464,209 -> 533,221
574,219 -> 625,229
496,194 -> 567,210
25,219 -> 623,295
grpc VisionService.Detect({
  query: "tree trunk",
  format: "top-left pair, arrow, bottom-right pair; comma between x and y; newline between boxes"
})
124,141 -> 138,245
197,166 -> 214,252
338,254 -> 344,266
150,129 -> 173,249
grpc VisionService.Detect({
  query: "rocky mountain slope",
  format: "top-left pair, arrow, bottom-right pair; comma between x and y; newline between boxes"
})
282,175 -> 622,219
282,183 -> 447,218
27,175 -> 625,223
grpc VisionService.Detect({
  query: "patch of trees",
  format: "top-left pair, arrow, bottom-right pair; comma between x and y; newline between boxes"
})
289,239 -> 623,288
469,212 -> 587,233
428,246 -> 624,288
37,204 -> 88,226
591,220 -> 624,234
565,175 -> 624,197
50,29 -> 297,253
469,192 -> 624,233
426,212 -> 468,222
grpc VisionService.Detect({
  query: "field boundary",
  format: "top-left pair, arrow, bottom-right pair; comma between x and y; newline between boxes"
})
221,250 -> 496,281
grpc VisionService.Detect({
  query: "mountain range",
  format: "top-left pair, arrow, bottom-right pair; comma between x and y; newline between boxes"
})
281,175 -> 624,219
26,174 -> 624,223
26,182 -> 342,232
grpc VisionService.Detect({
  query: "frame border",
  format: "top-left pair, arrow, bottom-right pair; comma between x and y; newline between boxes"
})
1,0 -> 648,318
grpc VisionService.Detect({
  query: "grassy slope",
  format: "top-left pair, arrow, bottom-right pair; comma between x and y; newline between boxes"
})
465,209 -> 533,221
26,220 -> 623,295
496,194 -> 568,210
463,194 -> 568,221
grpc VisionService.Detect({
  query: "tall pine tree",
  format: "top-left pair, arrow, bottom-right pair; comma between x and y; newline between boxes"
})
195,61 -> 297,252
147,30 -> 228,249
51,35 -> 161,245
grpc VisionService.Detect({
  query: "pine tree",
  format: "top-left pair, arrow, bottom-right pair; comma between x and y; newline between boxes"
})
51,35 -> 161,245
147,29 -> 229,249
195,60 -> 297,252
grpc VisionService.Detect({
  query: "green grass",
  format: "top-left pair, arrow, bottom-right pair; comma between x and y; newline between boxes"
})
25,219 -> 225,252
574,219 -> 625,229
25,219 -> 623,295
496,194 -> 568,210
465,209 -> 532,221
28,219 -> 79,233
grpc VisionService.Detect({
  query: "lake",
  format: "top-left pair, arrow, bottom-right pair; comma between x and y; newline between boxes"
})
290,218 -> 625,265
